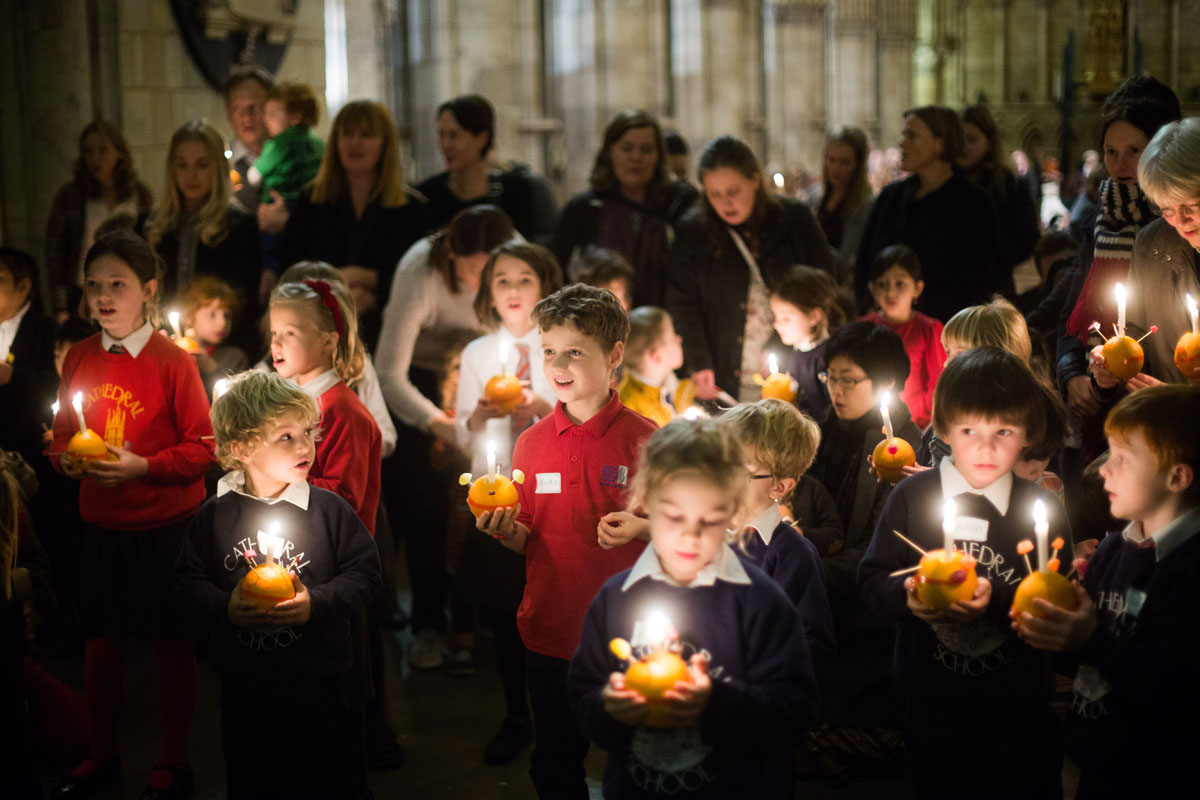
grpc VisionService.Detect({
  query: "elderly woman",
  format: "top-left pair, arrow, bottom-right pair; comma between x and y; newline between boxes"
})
1090,117 -> 1200,389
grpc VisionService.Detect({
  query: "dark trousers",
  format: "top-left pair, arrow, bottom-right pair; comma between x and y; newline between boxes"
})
905,705 -> 1063,800
526,651 -> 589,800
221,673 -> 347,800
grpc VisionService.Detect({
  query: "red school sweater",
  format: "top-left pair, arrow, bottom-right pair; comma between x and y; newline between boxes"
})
863,311 -> 945,430
309,381 -> 381,537
50,332 -> 213,530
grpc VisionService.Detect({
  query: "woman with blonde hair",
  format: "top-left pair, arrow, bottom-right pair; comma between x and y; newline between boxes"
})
280,100 -> 430,349
809,125 -> 875,286
144,119 -> 262,352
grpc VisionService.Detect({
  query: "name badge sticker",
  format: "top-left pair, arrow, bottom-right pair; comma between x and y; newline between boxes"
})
1125,588 -> 1147,618
535,473 -> 562,494
955,516 -> 990,542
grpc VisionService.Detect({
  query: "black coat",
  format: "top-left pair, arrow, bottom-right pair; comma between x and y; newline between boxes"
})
854,172 -> 1000,322
149,205 -> 263,355
0,308 -> 58,468
550,181 -> 699,308
666,197 -> 834,394
416,164 -> 557,243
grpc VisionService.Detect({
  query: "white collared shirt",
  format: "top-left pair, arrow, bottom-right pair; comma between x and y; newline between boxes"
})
0,301 -> 31,359
1121,505 -> 1200,563
622,541 -> 751,591
296,369 -> 341,400
939,457 -> 1013,515
101,320 -> 154,358
216,470 -> 311,510
737,503 -> 783,547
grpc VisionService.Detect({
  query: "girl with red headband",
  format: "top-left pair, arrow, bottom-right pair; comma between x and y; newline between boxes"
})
268,279 -> 381,536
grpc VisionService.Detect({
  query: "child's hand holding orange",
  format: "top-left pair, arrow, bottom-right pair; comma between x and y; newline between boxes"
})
603,672 -> 648,726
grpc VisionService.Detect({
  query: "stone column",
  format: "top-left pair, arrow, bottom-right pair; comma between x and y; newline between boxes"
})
828,0 -> 876,135
876,0 -> 915,149
763,0 -> 827,173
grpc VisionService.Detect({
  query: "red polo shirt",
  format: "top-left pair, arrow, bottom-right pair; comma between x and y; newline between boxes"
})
513,390 -> 656,660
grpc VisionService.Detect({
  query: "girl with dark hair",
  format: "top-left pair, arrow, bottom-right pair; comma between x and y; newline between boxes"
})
666,135 -> 834,403
417,94 -> 558,241
958,104 -> 1040,299
45,121 -> 153,322
375,205 -> 517,672
854,106 -> 1000,322
550,109 -> 698,307
809,126 -> 875,285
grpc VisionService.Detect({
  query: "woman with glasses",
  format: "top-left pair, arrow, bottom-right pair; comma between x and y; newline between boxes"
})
804,320 -> 918,782
1090,117 -> 1200,388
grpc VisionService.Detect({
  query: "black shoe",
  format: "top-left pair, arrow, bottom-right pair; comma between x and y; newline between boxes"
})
484,716 -> 532,765
137,765 -> 193,800
367,721 -> 405,771
51,759 -> 120,798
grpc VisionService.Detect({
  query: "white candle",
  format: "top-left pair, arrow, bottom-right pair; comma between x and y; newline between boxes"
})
168,310 -> 183,339
1187,293 -> 1198,335
498,340 -> 510,375
1115,283 -> 1127,338
52,400 -> 60,417
71,391 -> 87,434
768,352 -> 780,376
1033,499 -> 1049,573
486,441 -> 496,479
942,498 -> 957,556
879,390 -> 895,441
644,610 -> 671,651
256,531 -> 274,565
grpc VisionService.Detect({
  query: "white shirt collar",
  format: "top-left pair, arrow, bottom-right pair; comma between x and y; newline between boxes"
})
101,320 -> 154,358
939,457 -> 1013,515
230,138 -> 260,165
0,301 -> 31,356
737,503 -> 783,547
296,369 -> 341,399
1120,505 -> 1200,563
622,541 -> 751,591
216,470 -> 311,510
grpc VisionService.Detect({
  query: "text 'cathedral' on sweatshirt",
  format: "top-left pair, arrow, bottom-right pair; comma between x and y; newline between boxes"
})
174,482 -> 381,678
50,331 -> 213,530
858,466 -> 1072,717
568,549 -> 819,799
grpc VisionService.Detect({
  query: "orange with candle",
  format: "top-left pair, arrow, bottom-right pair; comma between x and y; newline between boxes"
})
891,499 -> 978,611
459,442 -> 525,521
167,310 -> 205,355
484,339 -> 525,414
1175,293 -> 1200,379
65,391 -> 116,470
609,611 -> 692,728
1011,500 -> 1078,620
239,524 -> 296,611
1099,283 -> 1157,381
872,391 -> 916,484
754,353 -> 798,403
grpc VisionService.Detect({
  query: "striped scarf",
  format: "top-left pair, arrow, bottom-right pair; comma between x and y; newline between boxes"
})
1066,178 -> 1156,340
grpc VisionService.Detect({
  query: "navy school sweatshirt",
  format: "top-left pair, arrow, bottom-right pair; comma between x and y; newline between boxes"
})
736,520 -> 836,679
174,486 -> 381,677
568,560 -> 819,799
858,468 -> 1071,719
1062,514 -> 1200,794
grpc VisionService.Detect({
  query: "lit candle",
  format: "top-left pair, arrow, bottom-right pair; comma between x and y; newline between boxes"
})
1115,283 -> 1127,338
768,352 -> 780,376
1188,293 -> 1198,336
644,610 -> 671,652
1033,499 -> 1048,573
682,406 -> 705,421
772,172 -> 784,190
168,310 -> 183,339
71,391 -> 87,434
256,531 -> 275,565
498,339 -> 510,375
942,498 -> 957,556
212,378 -> 231,399
486,441 -> 496,479
52,400 -> 60,417
879,390 -> 895,442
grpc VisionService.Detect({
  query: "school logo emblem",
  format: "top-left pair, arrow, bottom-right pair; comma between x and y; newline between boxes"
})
600,464 -> 629,488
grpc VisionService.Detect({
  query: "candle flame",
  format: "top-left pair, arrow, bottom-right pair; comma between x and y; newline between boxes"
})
942,498 -> 957,534
644,610 -> 671,645
768,352 -> 779,375
1114,283 -> 1126,305
73,391 -> 83,413
1033,498 -> 1047,528
1189,293 -> 1197,315
52,400 -> 60,415
879,390 -> 891,410
682,406 -> 705,420
772,172 -> 784,189
168,310 -> 180,328
498,340 -> 510,372
212,378 -> 231,398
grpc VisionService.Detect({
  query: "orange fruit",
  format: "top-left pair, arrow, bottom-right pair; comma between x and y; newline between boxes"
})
626,651 -> 691,727
873,437 -> 916,484
1102,335 -> 1144,381
240,562 -> 296,611
465,474 -> 520,519
915,549 -> 978,611
760,372 -> 797,403
1012,570 -> 1078,619
66,429 -> 115,471
1175,331 -> 1200,380
484,374 -> 525,414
